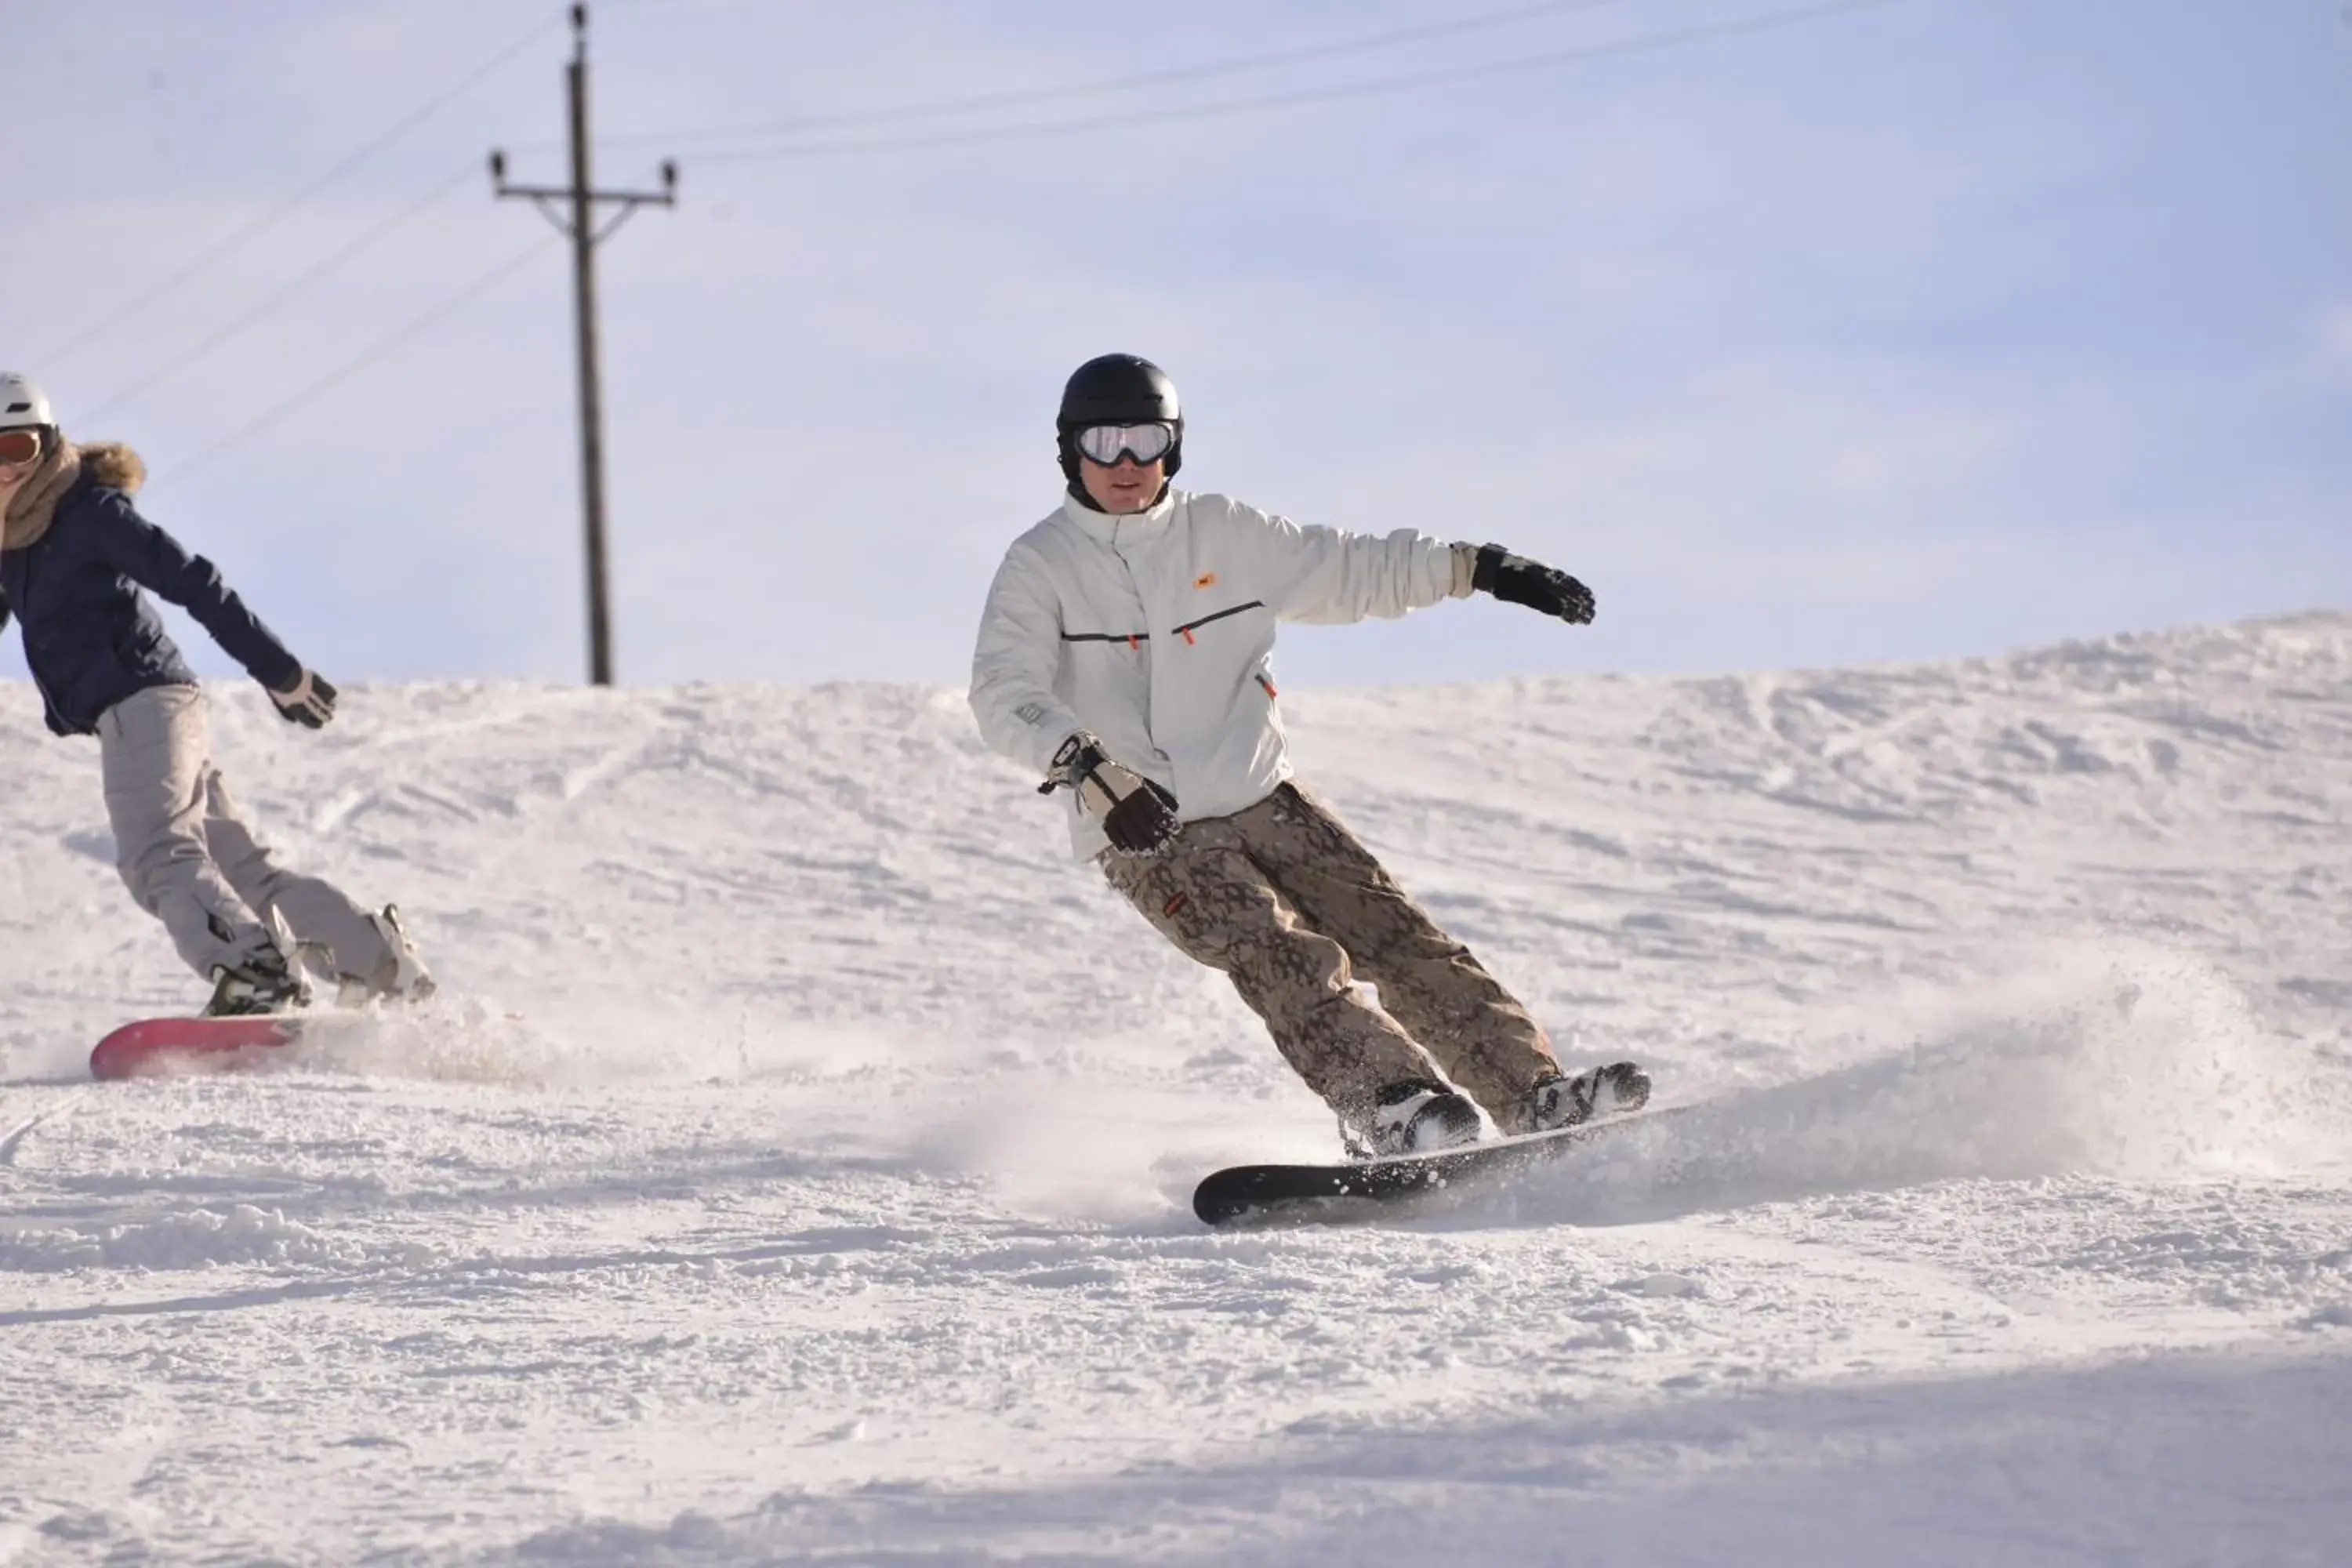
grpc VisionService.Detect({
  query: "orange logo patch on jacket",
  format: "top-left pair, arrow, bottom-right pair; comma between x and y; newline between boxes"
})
1193,572 -> 1218,589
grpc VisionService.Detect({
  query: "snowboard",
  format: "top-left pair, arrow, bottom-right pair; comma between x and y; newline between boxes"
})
1192,1101 -> 1696,1227
89,1015 -> 305,1080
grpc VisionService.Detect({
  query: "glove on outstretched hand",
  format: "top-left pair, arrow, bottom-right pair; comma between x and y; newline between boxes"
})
1470,543 -> 1595,625
1040,732 -> 1181,855
270,668 -> 338,728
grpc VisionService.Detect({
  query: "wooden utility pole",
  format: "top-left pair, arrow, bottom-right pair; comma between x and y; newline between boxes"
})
489,4 -> 676,686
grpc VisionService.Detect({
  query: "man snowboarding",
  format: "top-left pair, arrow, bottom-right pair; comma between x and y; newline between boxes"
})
971,353 -> 1645,1157
0,372 -> 431,1016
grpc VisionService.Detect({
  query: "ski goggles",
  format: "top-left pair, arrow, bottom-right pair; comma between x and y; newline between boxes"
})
0,429 -> 43,466
1073,422 -> 1177,466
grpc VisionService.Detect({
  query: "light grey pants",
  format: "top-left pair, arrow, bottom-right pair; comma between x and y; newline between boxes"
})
96,684 -> 392,985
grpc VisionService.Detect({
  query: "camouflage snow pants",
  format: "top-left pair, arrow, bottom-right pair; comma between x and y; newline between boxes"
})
1100,782 -> 1559,1135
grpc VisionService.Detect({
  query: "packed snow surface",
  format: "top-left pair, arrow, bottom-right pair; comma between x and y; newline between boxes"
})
3,612 -> 2350,1564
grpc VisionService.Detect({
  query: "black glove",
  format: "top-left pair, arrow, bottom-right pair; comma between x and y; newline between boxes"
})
1040,732 -> 1181,855
1471,543 -> 1595,625
269,668 -> 338,728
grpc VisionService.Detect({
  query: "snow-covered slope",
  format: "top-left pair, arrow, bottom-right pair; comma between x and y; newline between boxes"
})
3,613 -> 2349,1564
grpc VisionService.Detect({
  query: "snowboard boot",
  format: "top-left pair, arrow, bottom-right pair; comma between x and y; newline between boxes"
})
1529,1061 -> 1651,1134
1347,1078 -> 1483,1160
205,944 -> 312,1017
336,906 -> 437,1007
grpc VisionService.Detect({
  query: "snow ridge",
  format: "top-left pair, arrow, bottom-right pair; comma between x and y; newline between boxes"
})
1,612 -> 2347,1563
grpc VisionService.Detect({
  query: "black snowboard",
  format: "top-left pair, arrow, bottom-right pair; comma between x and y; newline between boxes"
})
1192,1102 -> 1694,1227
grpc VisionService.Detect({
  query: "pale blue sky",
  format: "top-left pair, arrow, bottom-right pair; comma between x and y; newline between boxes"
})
5,0 -> 2347,691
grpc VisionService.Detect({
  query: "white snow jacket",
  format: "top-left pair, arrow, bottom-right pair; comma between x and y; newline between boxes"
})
971,488 -> 1472,858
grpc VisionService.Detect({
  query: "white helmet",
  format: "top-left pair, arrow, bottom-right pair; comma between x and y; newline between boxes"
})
0,372 -> 54,433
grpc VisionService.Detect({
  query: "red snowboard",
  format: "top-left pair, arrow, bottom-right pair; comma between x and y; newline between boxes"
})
89,1016 -> 305,1080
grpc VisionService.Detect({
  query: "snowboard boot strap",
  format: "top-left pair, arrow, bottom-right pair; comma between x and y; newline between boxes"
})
1530,1061 -> 1652,1132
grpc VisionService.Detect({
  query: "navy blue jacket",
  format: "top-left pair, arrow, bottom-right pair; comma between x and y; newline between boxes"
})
0,467 -> 301,737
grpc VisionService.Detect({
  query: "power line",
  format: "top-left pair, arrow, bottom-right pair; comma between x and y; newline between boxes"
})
688,0 -> 1910,165
162,237 -> 552,485
596,0 -> 1643,149
34,13 -> 560,372
79,165 -> 481,427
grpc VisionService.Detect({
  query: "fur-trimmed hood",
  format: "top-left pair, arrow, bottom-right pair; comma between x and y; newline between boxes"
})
2,438 -> 147,551
78,441 -> 147,495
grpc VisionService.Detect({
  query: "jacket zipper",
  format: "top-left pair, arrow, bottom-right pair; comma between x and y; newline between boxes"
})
1111,515 -> 1160,750
1065,514 -> 1152,648
1171,601 -> 1265,645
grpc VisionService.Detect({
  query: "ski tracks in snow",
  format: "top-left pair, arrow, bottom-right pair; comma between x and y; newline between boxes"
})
0,615 -> 2348,1561
0,1087 -> 88,1169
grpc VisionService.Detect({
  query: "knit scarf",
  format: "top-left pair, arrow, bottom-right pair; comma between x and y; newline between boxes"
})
2,437 -> 81,551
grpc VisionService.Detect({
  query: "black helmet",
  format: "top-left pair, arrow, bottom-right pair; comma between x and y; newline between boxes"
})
1057,353 -> 1182,486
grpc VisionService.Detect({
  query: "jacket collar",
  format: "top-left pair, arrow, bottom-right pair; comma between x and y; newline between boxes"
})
1060,487 -> 1178,543
2,441 -> 145,554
